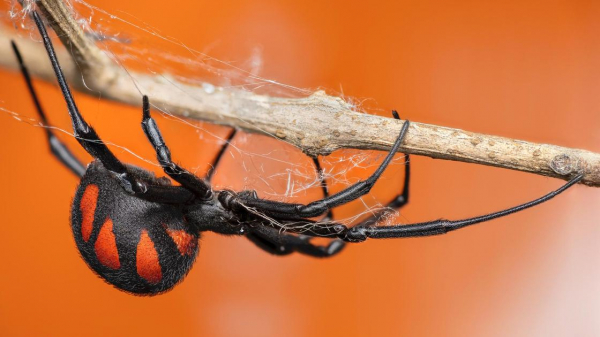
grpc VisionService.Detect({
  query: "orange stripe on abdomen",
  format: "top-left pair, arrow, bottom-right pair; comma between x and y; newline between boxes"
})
136,230 -> 162,284
94,218 -> 121,269
166,228 -> 197,256
79,184 -> 99,242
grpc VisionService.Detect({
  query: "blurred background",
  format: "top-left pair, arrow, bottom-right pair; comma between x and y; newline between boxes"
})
0,0 -> 599,336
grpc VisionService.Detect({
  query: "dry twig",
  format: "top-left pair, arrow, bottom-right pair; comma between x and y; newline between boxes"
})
0,0 -> 598,186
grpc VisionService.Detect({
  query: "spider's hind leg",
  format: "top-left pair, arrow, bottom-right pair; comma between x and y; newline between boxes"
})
30,12 -> 195,204
31,11 -> 130,181
11,41 -> 85,177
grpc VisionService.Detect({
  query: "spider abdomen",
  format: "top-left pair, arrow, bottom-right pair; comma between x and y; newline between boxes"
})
71,161 -> 200,295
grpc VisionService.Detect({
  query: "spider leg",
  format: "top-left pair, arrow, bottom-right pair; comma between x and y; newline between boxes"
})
357,110 -> 410,226
32,12 -> 132,183
248,225 -> 345,258
359,154 -> 410,226
387,110 -> 410,209
276,173 -> 584,242
343,173 -> 584,241
294,110 -> 408,245
11,40 -> 85,177
141,96 -> 213,199
31,11 -> 193,203
233,119 -> 411,219
33,12 -> 125,174
312,157 -> 334,220
206,129 -> 237,181
245,232 -> 294,256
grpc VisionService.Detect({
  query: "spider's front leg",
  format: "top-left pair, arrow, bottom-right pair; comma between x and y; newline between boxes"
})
350,110 -> 411,226
188,198 -> 344,257
227,119 -> 411,220
141,96 -> 213,199
276,173 -> 584,242
247,225 -> 345,258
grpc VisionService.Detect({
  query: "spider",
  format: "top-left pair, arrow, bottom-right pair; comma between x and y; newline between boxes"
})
13,11 -> 583,295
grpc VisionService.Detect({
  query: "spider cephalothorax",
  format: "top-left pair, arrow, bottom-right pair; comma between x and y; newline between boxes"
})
14,10 -> 583,295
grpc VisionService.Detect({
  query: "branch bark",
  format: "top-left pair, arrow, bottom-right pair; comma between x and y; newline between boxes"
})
1,0 -> 599,187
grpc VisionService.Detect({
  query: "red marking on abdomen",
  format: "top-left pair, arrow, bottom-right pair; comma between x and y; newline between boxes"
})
166,228 -> 197,256
79,184 -> 99,242
94,218 -> 121,269
137,230 -> 162,284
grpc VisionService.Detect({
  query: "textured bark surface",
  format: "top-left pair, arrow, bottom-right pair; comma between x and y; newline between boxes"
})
0,0 -> 598,186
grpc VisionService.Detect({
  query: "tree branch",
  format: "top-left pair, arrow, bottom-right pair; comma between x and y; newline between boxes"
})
1,0 -> 599,186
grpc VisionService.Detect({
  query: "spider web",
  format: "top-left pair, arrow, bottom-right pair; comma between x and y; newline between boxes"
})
1,0 -> 409,231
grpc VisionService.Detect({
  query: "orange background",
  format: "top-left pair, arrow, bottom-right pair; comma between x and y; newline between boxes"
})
1,1 -> 599,336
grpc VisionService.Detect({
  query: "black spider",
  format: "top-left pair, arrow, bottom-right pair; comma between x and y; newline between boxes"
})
13,11 -> 583,295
